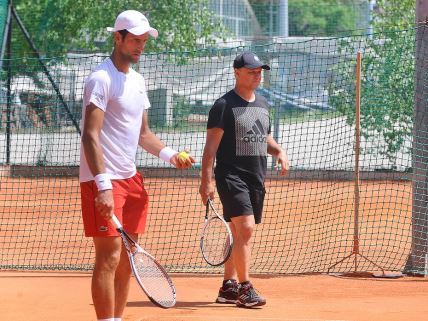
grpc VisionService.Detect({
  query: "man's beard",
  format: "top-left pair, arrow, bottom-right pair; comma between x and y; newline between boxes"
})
121,51 -> 140,64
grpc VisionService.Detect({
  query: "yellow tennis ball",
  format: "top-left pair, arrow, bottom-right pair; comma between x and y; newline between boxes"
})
178,151 -> 189,162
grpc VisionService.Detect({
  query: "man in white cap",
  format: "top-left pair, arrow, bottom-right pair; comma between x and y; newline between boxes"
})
80,10 -> 194,321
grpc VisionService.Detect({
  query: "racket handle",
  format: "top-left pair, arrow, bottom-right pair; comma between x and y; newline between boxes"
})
111,214 -> 122,229
206,198 -> 212,214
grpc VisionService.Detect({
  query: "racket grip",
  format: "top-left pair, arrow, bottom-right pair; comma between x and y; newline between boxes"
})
111,214 -> 122,229
206,199 -> 211,214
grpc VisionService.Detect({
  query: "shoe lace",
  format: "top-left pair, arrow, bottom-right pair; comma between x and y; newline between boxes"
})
247,286 -> 260,299
240,284 -> 260,299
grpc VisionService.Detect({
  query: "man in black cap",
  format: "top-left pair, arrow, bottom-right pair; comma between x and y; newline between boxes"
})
199,51 -> 289,308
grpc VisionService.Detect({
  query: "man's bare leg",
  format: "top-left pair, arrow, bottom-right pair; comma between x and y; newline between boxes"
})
92,236 -> 122,319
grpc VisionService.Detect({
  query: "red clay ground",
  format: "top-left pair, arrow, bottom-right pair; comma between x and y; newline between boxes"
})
1,177 -> 422,320
1,271 -> 427,321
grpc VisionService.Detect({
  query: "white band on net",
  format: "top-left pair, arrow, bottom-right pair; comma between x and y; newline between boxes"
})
159,147 -> 177,163
94,173 -> 113,191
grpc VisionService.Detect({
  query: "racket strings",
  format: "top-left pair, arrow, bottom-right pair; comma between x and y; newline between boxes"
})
132,251 -> 175,307
202,217 -> 231,264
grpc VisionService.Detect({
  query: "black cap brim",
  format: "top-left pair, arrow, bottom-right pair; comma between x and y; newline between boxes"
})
253,64 -> 270,70
235,63 -> 270,70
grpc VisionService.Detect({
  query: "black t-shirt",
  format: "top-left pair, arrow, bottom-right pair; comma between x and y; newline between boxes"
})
207,89 -> 271,184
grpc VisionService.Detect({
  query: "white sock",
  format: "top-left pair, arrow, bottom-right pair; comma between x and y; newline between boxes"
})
98,319 -> 114,321
114,319 -> 122,321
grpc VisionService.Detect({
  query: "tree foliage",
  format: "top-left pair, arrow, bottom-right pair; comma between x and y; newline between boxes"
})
12,0 -> 224,55
288,0 -> 357,36
330,0 -> 415,169
373,0 -> 415,31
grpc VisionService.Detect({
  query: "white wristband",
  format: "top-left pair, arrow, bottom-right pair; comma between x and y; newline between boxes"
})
159,147 -> 178,163
94,173 -> 113,191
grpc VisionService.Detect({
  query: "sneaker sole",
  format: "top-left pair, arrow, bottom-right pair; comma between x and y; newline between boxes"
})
216,297 -> 238,304
236,300 -> 266,308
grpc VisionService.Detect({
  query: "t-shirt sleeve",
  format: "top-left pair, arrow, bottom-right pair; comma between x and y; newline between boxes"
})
83,72 -> 110,111
207,98 -> 227,129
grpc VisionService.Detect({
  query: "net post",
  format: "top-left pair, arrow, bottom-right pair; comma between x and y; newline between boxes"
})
4,1 -> 11,165
404,13 -> 428,276
328,51 -> 386,276
354,50 -> 362,272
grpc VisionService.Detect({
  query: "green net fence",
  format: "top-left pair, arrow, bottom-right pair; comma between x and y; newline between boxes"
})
0,24 -> 427,275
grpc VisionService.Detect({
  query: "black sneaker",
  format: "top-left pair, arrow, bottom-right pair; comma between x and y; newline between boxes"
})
236,282 -> 266,308
216,279 -> 238,304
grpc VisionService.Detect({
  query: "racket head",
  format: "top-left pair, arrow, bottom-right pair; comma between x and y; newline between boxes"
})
129,246 -> 176,308
200,200 -> 233,266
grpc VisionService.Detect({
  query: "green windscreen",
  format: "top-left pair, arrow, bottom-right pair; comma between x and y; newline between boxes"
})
0,0 -> 8,58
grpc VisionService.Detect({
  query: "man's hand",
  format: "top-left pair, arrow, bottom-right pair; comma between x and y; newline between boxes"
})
170,150 -> 196,169
275,149 -> 289,176
95,189 -> 114,219
199,181 -> 215,205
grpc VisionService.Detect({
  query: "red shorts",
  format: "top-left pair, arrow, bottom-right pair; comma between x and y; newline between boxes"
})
80,171 -> 149,237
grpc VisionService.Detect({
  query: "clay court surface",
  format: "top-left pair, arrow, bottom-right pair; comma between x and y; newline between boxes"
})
1,271 -> 428,321
1,176 -> 424,320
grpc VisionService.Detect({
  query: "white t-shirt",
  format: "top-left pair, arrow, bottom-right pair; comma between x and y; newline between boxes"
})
79,58 -> 151,182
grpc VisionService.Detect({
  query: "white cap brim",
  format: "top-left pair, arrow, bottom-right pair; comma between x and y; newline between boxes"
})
106,26 -> 158,38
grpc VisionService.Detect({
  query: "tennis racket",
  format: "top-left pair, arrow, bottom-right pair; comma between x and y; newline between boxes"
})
200,198 -> 234,266
111,214 -> 176,308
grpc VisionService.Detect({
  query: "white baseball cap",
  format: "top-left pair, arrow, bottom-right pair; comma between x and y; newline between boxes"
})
107,10 -> 158,38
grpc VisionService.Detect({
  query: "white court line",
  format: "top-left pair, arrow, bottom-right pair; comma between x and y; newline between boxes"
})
136,317 -> 281,321
136,316 -> 352,321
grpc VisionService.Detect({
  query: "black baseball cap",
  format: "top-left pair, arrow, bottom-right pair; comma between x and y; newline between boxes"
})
233,51 -> 270,70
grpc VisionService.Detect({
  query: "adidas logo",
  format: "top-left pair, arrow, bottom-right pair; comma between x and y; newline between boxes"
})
243,119 -> 267,143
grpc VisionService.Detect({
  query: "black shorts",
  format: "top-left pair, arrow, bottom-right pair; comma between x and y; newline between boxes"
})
215,173 -> 266,224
